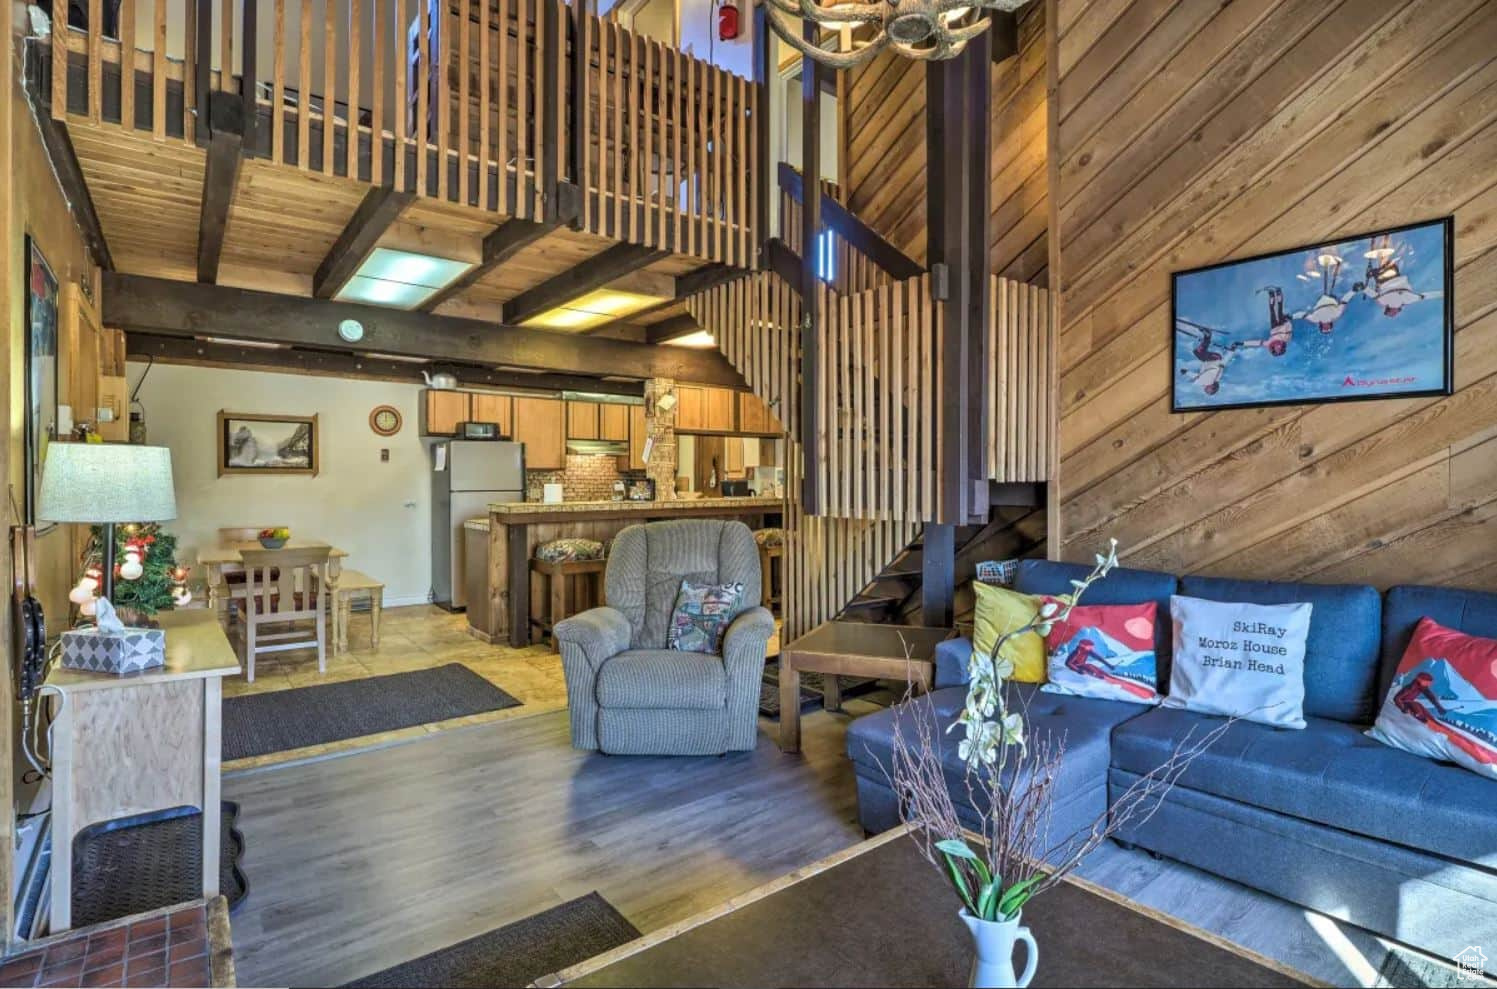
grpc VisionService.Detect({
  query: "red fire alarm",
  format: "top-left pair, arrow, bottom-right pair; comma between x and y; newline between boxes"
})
718,0 -> 740,41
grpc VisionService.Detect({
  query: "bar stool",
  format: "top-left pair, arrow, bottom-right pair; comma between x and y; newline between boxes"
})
754,529 -> 785,615
530,540 -> 607,643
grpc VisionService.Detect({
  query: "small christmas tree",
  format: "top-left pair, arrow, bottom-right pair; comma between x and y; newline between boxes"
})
76,522 -> 189,618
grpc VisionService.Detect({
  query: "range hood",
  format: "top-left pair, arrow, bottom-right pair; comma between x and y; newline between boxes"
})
566,438 -> 629,455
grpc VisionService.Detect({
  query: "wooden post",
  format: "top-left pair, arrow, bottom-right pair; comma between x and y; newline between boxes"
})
541,0 -> 560,222
752,1 -> 770,255
195,0 -> 213,144
569,0 -> 589,227
241,0 -> 258,154
798,22 -> 821,516
920,523 -> 955,627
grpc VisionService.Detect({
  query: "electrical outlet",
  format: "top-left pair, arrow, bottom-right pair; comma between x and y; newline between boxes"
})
380,448 -> 390,462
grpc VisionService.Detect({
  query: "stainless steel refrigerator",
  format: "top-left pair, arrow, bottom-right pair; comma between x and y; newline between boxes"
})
431,440 -> 525,610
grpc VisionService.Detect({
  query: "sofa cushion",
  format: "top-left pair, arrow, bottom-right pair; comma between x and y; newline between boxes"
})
1380,584 -> 1497,704
1015,560 -> 1179,681
1111,706 -> 1497,866
847,683 -> 1145,818
596,649 -> 726,709
1179,575 -> 1381,724
934,637 -> 975,689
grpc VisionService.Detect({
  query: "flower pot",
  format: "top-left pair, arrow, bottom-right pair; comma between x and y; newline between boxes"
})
959,909 -> 1038,988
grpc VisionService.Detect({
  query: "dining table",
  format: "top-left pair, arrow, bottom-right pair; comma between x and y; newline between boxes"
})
197,539 -> 350,655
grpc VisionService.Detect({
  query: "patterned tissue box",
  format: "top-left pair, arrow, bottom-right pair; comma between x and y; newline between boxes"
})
60,625 -> 166,675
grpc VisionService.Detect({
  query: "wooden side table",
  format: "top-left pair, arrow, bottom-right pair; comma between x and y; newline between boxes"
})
778,621 -> 952,753
45,610 -> 240,932
329,569 -> 385,655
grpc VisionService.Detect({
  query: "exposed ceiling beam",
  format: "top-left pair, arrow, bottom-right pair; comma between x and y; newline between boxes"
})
126,332 -> 645,395
23,55 -> 113,270
421,184 -> 580,311
197,95 -> 246,284
581,263 -> 747,336
103,273 -> 749,388
312,188 -> 417,299
778,163 -> 924,281
764,238 -> 802,289
645,314 -> 702,345
990,10 -> 1019,62
503,242 -> 669,325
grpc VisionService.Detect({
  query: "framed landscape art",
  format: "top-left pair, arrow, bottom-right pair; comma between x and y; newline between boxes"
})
1171,217 -> 1454,413
217,411 -> 319,477
24,236 -> 59,531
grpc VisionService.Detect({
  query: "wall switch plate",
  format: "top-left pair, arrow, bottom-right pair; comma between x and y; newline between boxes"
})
380,449 -> 390,462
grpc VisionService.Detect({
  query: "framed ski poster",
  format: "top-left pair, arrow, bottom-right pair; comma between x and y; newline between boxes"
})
1171,217 -> 1454,413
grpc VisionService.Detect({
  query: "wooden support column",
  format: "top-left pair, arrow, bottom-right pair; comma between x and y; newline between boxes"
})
798,22 -> 822,515
926,30 -> 991,526
752,1 -> 771,251
240,0 -> 258,153
921,523 -> 955,628
197,94 -> 245,284
194,0 -> 212,144
540,0 -> 561,222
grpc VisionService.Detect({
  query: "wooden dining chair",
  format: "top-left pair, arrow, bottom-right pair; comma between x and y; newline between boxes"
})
237,546 -> 332,682
215,527 -> 289,627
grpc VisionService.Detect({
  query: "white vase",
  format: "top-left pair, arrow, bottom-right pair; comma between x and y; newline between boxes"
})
960,909 -> 1038,988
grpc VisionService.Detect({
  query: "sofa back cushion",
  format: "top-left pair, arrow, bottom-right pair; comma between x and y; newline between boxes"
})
606,520 -> 761,650
1178,575 -> 1381,724
1015,560 -> 1178,682
1380,584 -> 1497,704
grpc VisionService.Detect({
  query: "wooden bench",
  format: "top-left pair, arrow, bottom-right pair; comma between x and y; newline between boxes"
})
529,557 -> 606,644
328,569 -> 385,655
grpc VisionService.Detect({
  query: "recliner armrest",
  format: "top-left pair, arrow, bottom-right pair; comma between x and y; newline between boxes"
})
554,606 -> 631,670
721,606 -> 775,671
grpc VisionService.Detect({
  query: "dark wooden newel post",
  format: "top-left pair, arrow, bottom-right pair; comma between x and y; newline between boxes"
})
798,22 -> 823,515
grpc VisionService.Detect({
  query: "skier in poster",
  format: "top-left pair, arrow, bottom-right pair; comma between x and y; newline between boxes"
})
1293,255 -> 1357,334
1355,234 -> 1441,317
1240,286 -> 1294,356
1176,319 -> 1241,397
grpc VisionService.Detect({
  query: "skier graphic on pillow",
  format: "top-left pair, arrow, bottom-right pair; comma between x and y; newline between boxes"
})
1385,662 -> 1497,766
1055,633 -> 1155,702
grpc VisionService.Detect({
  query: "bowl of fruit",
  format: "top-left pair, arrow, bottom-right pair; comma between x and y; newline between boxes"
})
258,527 -> 291,549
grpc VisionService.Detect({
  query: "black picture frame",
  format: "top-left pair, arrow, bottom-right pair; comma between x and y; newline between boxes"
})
1170,216 -> 1455,414
23,236 -> 60,532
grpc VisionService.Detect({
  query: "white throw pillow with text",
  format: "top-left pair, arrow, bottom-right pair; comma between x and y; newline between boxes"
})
1163,595 -> 1312,729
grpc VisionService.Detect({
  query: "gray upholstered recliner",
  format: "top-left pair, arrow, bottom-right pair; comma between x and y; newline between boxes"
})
553,519 -> 776,755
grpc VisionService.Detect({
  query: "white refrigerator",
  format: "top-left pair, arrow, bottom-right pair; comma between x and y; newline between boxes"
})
431,440 -> 525,610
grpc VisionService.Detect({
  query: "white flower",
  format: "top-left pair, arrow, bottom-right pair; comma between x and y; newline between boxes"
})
1039,600 -> 1060,619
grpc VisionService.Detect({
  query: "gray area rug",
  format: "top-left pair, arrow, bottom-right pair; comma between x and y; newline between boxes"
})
223,664 -> 521,761
343,892 -> 641,988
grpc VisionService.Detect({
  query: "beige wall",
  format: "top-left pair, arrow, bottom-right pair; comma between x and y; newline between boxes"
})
127,362 -> 436,605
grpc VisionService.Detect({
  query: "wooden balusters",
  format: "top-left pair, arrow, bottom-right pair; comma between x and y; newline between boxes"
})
348,0 -> 362,180
395,0 -> 408,190
987,276 -> 1053,484
119,0 -> 135,129
297,0 -> 311,168
272,0 -> 285,163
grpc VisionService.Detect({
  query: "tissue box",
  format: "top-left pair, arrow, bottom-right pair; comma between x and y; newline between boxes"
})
60,625 -> 166,675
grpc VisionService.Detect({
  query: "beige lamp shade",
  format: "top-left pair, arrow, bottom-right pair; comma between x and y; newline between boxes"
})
37,443 -> 177,523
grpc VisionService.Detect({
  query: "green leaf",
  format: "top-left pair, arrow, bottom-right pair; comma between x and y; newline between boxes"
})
997,876 -> 1045,919
942,856 -> 978,914
935,839 -> 980,861
975,878 -> 1003,921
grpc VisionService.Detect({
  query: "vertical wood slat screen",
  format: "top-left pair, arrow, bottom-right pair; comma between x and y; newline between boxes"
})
987,275 -> 1054,483
779,186 -> 890,296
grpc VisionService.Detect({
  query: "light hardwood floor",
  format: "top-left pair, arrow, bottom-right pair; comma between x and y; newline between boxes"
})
225,697 -> 1422,989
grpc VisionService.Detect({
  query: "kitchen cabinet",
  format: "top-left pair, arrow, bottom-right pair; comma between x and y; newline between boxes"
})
675,385 -> 736,433
738,392 -> 781,435
422,389 -> 472,435
725,437 -> 745,476
706,388 -> 735,432
512,397 -> 566,469
566,401 -> 602,439
624,404 -> 648,471
599,403 -> 631,442
469,393 -> 513,435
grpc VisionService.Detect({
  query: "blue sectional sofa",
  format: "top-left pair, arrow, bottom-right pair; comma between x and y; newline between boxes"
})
846,561 -> 1497,969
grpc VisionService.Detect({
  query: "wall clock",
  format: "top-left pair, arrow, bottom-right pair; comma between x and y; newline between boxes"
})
369,405 -> 403,437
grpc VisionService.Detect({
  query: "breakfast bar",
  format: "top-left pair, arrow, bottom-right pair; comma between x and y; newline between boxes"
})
471,497 -> 783,647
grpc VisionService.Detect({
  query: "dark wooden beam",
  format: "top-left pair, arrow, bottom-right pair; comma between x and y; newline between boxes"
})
197,94 -> 246,284
674,263 -> 745,299
503,242 -> 669,324
103,273 -> 749,388
539,0 -> 561,222
752,2 -> 772,265
645,314 -> 701,345
764,238 -> 801,289
422,194 -> 579,312
921,523 -> 956,627
240,0 -> 259,152
799,21 -> 822,515
312,188 -> 417,299
22,54 -> 113,270
125,332 -> 644,395
990,10 -> 1019,62
779,163 -> 923,281
194,0 -> 212,144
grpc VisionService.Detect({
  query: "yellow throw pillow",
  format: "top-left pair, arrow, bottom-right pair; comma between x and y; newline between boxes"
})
971,582 -> 1047,683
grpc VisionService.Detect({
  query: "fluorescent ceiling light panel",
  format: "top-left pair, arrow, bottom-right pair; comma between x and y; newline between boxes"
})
335,248 -> 474,309
662,330 -> 718,349
523,289 -> 667,332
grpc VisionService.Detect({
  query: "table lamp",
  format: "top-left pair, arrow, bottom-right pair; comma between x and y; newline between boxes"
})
38,443 -> 178,604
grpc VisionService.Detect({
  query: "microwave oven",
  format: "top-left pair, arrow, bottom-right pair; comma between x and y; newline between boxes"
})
457,421 -> 505,440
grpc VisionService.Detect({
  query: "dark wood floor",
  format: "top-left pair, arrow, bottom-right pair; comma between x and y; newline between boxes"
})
225,704 -> 1415,988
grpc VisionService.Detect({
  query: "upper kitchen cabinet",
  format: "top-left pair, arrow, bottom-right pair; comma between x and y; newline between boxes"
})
599,403 -> 631,442
470,393 -> 514,435
737,392 -> 781,435
624,404 -> 648,471
422,390 -> 472,436
567,401 -> 602,440
675,385 -> 736,433
512,397 -> 566,470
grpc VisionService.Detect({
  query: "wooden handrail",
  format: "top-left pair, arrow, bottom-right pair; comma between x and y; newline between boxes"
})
778,163 -> 924,281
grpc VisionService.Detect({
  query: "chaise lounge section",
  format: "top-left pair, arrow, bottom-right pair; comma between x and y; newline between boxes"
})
847,560 -> 1497,969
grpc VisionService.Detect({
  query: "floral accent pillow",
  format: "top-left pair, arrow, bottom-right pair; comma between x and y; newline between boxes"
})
1040,599 -> 1161,706
536,538 -> 605,563
667,579 -> 744,654
1367,617 -> 1497,780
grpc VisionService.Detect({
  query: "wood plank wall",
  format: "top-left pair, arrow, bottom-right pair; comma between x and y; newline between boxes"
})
1051,0 -> 1497,591
842,2 -> 1049,283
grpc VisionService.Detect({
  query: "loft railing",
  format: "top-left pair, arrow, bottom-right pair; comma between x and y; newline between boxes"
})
45,0 -> 759,264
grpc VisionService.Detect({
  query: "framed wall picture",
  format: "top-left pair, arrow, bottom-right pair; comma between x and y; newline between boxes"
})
24,236 -> 60,531
218,411 -> 319,477
1171,217 -> 1454,413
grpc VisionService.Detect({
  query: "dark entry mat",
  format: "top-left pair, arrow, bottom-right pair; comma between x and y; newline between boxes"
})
758,665 -> 883,718
223,663 -> 521,760
71,801 -> 248,928
344,892 -> 641,988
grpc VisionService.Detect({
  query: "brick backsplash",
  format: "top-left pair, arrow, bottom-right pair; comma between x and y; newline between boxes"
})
526,454 -> 630,501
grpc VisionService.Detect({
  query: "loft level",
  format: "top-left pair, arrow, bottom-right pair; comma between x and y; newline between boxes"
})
40,0 -> 762,269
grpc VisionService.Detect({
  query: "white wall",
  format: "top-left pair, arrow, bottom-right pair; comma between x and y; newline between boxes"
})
127,362 -> 433,606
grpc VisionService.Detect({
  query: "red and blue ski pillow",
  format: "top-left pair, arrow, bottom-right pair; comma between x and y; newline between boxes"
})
1039,599 -> 1161,706
1368,617 -> 1497,780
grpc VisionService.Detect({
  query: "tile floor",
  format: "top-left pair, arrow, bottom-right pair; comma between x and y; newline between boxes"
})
0,906 -> 210,988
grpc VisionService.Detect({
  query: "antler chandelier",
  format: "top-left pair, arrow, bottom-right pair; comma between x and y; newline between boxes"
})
764,0 -> 1026,69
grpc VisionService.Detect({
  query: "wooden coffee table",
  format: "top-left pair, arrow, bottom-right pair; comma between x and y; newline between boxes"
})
777,621 -> 953,753
540,828 -> 1313,988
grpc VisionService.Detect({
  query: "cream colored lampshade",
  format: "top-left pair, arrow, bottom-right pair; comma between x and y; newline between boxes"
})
37,443 -> 177,523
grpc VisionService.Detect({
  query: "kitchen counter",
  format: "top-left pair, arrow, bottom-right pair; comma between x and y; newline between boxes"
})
469,497 -> 784,647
